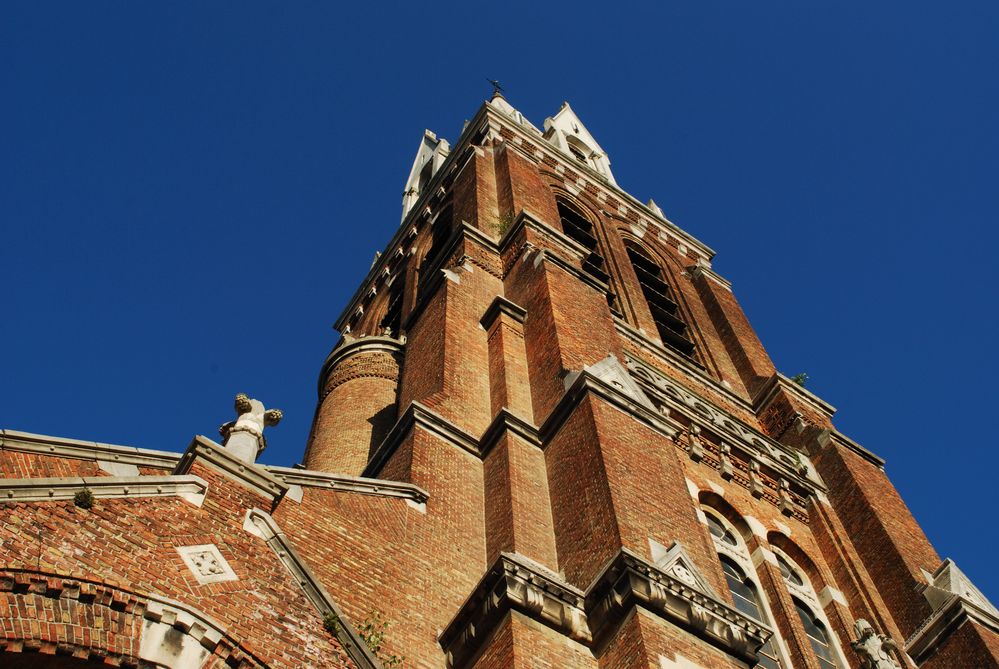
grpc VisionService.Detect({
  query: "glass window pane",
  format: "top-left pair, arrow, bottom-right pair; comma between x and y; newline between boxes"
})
794,599 -> 838,668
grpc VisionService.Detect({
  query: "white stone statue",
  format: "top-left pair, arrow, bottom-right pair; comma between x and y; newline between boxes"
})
850,619 -> 900,669
219,393 -> 282,463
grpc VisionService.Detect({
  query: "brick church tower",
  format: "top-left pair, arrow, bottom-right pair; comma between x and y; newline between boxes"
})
2,94 -> 998,669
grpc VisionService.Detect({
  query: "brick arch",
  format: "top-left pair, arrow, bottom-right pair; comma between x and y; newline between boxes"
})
697,490 -> 761,549
0,571 -> 270,669
766,531 -> 831,592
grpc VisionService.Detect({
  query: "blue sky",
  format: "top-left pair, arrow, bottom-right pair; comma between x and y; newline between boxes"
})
2,3 -> 997,603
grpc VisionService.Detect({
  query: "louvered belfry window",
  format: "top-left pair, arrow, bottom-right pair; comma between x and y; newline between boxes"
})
557,201 -> 609,284
416,206 -> 453,301
625,243 -> 695,356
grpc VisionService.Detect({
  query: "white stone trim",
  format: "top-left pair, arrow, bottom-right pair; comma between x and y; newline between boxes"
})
242,508 -> 380,668
176,544 -> 238,585
0,475 -> 208,507
266,465 -> 429,506
818,586 -> 848,609
744,515 -> 768,539
0,429 -> 180,469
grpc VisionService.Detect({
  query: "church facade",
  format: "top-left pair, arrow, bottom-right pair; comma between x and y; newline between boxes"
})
2,94 -> 997,669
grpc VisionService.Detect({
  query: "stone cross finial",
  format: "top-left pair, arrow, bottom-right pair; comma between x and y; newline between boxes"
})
219,393 -> 282,463
850,619 -> 901,669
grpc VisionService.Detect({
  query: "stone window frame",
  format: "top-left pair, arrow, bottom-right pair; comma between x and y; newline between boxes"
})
701,507 -> 793,669
770,546 -> 851,669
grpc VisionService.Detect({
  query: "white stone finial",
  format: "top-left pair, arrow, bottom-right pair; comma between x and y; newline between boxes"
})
219,393 -> 282,463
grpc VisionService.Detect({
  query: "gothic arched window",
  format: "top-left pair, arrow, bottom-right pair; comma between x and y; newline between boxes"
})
720,557 -> 784,669
706,514 -> 737,547
773,549 -> 846,669
378,276 -> 403,337
793,598 -> 839,669
624,242 -> 695,356
416,205 -> 453,301
702,509 -> 788,669
556,200 -> 609,284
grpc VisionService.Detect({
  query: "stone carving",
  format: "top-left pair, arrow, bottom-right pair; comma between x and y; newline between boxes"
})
719,442 -> 734,480
850,619 -> 901,669
778,479 -> 794,517
176,544 -> 238,585
748,460 -> 765,498
687,424 -> 704,462
219,393 -> 282,463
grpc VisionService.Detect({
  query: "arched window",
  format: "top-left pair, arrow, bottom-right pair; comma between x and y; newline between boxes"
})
793,598 -> 839,669
720,558 -> 784,669
702,509 -> 789,669
706,514 -> 737,547
556,200 -> 609,283
416,206 -> 453,301
378,277 -> 403,337
625,242 -> 695,356
773,549 -> 846,669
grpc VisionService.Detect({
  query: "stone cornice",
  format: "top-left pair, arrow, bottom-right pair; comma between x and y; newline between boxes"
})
0,474 -> 208,507
541,368 -> 679,445
363,401 -> 482,478
265,466 -> 428,505
753,373 -> 837,421
480,296 -> 527,330
905,595 -> 999,664
401,221 -> 501,333
317,335 -> 405,398
624,353 -> 822,492
439,552 -> 589,668
498,208 -> 589,259
0,429 -> 180,470
816,430 -> 886,468
478,408 -> 542,457
439,549 -> 771,669
174,436 -> 288,503
614,319 -> 750,410
242,509 -> 381,669
585,549 -> 772,662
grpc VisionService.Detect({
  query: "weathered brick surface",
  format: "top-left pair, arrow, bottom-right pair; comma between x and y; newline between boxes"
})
0,463 -> 355,668
306,350 -> 400,474
5,96 -> 997,669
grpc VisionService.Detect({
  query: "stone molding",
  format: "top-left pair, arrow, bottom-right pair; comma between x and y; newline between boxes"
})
816,429 -> 887,468
479,295 -> 528,330
586,549 -> 771,662
317,335 -> 404,399
439,552 -> 590,668
242,508 -> 381,669
0,428 -> 180,470
614,318 -> 750,410
438,549 -> 772,669
0,474 -> 208,507
688,262 -> 733,292
364,367 -> 676,478
174,435 -> 288,503
905,559 -> 999,664
753,373 -> 837,422
266,465 -> 429,505
542,365 -> 679,445
625,353 -> 820,493
478,408 -> 542,457
364,401 -> 482,477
